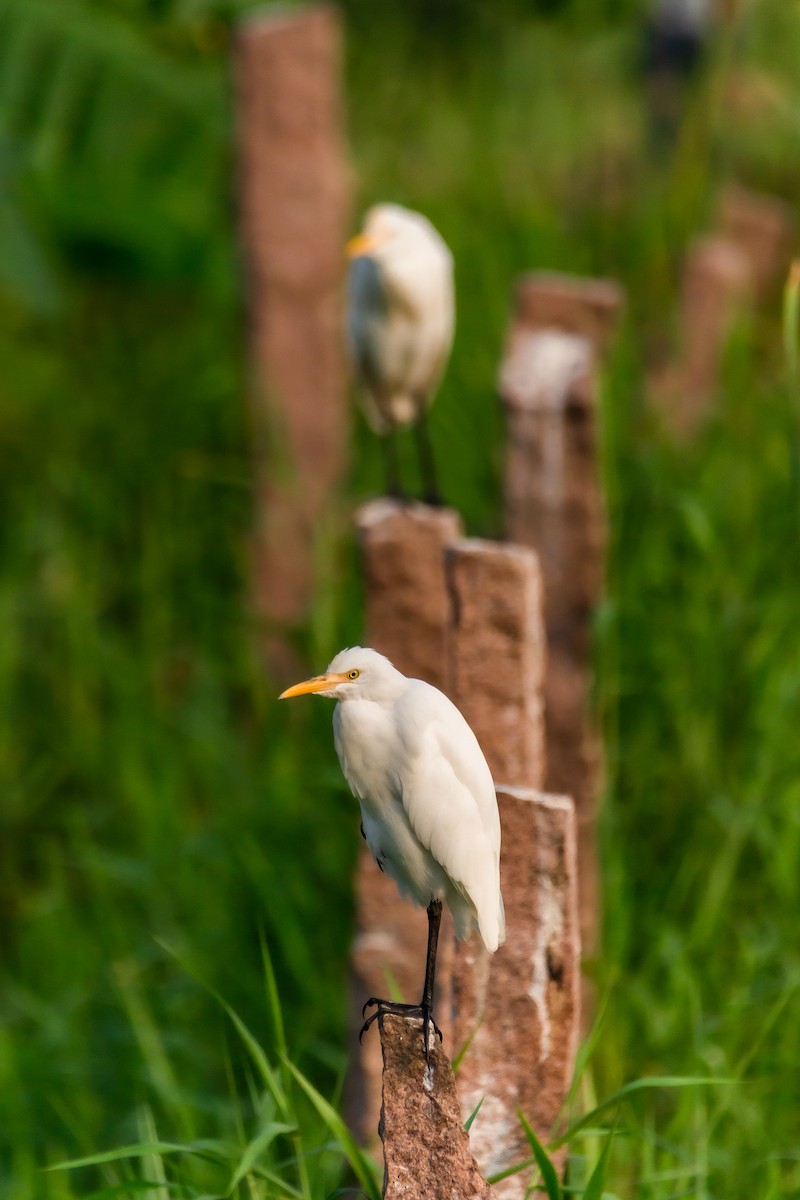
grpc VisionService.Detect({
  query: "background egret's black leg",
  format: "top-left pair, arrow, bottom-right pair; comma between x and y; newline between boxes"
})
381,428 -> 404,499
414,405 -> 441,505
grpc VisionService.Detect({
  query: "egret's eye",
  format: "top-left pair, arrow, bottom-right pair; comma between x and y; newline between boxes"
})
348,669 -> 360,680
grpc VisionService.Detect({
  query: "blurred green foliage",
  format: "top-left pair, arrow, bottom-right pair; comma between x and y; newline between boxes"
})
1,0 -> 800,1197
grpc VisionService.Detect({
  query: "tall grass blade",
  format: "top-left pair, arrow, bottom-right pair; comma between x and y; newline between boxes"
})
260,928 -> 288,1061
581,1126 -> 615,1200
136,1106 -> 169,1200
783,260 -> 800,530
227,1120 -> 296,1193
550,1077 -> 732,1150
464,1095 -> 485,1133
223,1002 -> 290,1120
76,1185 -> 184,1199
518,1111 -> 561,1200
47,1142 -> 220,1171
283,1058 -> 382,1200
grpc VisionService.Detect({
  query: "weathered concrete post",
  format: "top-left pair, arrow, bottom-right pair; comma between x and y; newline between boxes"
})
347,499 -> 462,1148
717,184 -> 795,303
235,6 -> 350,663
458,787 -> 579,1196
512,271 -> 623,354
445,540 -> 580,1195
379,1013 -> 491,1200
652,187 -> 795,437
357,499 -> 462,692
655,234 -> 752,435
499,279 -> 619,964
445,539 -> 546,791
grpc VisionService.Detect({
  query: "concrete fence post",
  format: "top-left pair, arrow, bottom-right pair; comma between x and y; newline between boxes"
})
346,499 -> 463,1147
235,5 -> 350,664
716,184 -> 795,303
444,539 -> 546,790
652,234 -> 752,436
652,187 -> 795,437
455,787 -> 579,1196
357,499 -> 463,692
444,539 -> 579,1193
512,270 -> 624,356
499,281 -> 617,964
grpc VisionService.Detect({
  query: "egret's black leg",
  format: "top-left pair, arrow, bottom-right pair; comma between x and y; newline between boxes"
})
413,405 -> 441,506
420,898 -> 443,1057
381,429 -> 404,500
359,899 -> 444,1061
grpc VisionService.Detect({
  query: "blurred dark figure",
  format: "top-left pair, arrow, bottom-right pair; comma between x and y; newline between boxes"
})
642,0 -> 714,148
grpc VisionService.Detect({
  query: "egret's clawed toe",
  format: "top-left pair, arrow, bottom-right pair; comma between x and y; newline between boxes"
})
358,997 -> 443,1059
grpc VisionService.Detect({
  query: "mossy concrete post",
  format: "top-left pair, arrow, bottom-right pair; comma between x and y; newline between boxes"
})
500,277 -> 618,968
235,6 -> 350,669
347,499 -> 463,1149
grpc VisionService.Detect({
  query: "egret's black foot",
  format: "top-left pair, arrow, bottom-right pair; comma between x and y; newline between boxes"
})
359,997 -> 443,1059
421,489 -> 443,508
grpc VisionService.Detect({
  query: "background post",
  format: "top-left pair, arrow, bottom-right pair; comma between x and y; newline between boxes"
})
499,280 -> 618,964
235,5 -> 350,668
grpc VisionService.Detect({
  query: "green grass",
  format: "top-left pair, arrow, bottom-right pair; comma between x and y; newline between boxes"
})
2,0 -> 800,1196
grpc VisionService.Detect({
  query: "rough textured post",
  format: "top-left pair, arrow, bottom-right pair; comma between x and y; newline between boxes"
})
452,789 -> 580,1196
678,234 -> 752,420
514,271 -> 624,356
445,539 -> 546,790
235,7 -> 350,658
347,499 -> 462,1147
652,234 -> 752,436
500,315 -> 607,960
445,540 -> 578,1194
717,184 -> 795,302
357,499 -> 463,691
379,1013 -> 491,1200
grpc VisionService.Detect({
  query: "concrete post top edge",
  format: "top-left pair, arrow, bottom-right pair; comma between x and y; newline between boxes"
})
495,785 -> 575,813
445,537 -> 540,565
237,3 -> 338,37
355,496 -> 462,529
516,269 -> 625,304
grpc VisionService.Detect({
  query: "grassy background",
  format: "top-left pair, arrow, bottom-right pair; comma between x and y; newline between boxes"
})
1,0 -> 799,1196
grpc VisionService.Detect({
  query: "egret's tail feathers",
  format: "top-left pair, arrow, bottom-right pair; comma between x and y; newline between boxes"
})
496,892 -> 506,949
384,392 -> 418,428
360,390 -> 418,433
479,891 -> 506,953
448,877 -> 505,952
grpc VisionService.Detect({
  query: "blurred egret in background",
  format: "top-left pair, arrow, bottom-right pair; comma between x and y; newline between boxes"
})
280,646 -> 504,1057
346,204 -> 454,502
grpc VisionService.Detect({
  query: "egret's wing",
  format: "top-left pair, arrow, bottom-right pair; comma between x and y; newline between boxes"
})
394,682 -> 504,950
346,256 -> 420,429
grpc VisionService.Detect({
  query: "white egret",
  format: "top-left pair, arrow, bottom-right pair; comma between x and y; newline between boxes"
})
346,204 -> 454,501
280,646 -> 504,1056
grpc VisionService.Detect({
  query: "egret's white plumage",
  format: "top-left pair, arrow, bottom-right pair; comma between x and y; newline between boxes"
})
280,646 -> 505,954
346,204 -> 454,435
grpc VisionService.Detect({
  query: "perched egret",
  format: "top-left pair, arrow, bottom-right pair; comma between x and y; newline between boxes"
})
346,204 -> 455,502
280,646 -> 504,1057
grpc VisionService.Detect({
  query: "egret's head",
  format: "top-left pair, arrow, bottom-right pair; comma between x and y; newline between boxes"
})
279,647 -> 404,703
346,204 -> 449,269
